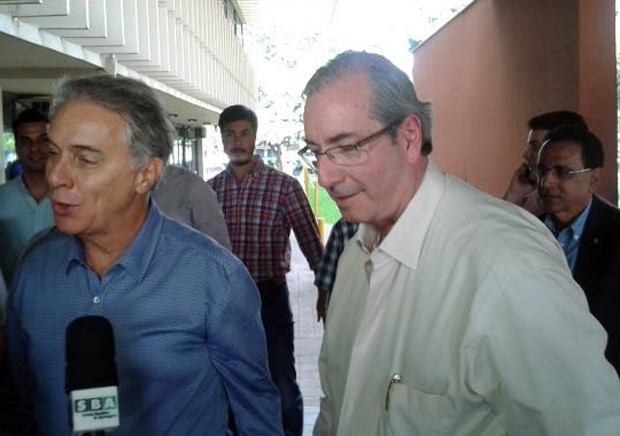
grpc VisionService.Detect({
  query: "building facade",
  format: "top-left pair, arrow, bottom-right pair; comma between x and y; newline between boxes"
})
0,0 -> 258,180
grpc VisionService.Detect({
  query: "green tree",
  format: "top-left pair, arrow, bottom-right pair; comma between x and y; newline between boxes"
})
246,27 -> 334,172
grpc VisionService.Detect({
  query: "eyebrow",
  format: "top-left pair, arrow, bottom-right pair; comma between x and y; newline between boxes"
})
47,139 -> 103,155
71,145 -> 103,154
303,131 -> 358,147
17,132 -> 47,139
224,127 -> 250,134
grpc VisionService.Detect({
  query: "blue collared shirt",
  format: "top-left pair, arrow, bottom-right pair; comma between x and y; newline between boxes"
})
544,199 -> 592,272
0,176 -> 54,284
7,204 -> 283,435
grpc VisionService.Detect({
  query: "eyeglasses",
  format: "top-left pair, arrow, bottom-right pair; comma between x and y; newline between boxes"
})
534,164 -> 593,181
298,121 -> 400,171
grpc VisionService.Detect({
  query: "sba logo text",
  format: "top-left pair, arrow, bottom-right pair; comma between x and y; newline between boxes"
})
74,396 -> 117,413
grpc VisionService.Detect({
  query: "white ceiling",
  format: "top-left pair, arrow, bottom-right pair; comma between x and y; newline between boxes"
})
0,0 -> 262,127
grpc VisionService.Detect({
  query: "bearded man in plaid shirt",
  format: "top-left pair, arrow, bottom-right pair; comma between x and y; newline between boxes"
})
209,105 -> 323,436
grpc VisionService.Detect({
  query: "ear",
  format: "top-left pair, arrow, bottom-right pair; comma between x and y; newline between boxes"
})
399,114 -> 424,162
589,168 -> 602,193
135,158 -> 164,194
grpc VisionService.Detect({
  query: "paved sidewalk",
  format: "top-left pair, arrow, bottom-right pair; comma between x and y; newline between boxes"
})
288,232 -> 326,436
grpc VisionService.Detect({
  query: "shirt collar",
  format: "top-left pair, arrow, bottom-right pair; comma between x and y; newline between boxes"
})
225,157 -> 265,179
15,175 -> 50,204
16,175 -> 33,200
356,161 -> 445,270
16,175 -> 27,192
544,198 -> 592,239
65,202 -> 164,282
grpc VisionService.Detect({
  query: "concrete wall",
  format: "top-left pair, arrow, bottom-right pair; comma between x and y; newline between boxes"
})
413,0 -> 617,203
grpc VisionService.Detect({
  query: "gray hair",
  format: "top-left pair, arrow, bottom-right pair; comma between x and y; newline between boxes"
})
303,51 -> 433,155
49,74 -> 175,167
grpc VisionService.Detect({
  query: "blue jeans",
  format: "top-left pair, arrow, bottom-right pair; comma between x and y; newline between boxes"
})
258,279 -> 303,436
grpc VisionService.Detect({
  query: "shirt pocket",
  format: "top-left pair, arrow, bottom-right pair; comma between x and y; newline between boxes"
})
386,383 -> 454,436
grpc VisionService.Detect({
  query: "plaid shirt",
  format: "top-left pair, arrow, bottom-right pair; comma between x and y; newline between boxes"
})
208,160 -> 323,282
314,219 -> 358,293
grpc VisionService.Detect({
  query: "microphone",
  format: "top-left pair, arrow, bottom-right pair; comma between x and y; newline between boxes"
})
65,316 -> 120,435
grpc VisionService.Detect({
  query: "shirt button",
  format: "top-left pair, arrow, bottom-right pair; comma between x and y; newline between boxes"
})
93,296 -> 101,304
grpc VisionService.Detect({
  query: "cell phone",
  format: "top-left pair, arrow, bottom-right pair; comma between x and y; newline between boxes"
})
524,164 -> 538,185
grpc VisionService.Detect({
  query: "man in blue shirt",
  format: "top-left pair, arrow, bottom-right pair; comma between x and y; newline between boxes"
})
0,108 -> 54,285
6,75 -> 283,435
537,125 -> 620,375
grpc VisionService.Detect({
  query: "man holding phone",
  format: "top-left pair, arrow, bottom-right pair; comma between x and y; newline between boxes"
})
503,111 -> 588,215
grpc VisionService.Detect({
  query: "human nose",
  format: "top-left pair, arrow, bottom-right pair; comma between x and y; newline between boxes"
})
31,138 -> 49,154
538,167 -> 556,189
229,133 -> 243,146
521,146 -> 534,163
317,155 -> 343,189
46,153 -> 72,190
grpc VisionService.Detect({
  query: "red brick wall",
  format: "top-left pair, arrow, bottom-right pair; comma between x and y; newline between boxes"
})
413,0 -> 617,202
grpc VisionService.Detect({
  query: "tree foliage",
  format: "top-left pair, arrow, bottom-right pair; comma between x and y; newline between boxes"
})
243,1 -> 474,171
245,27 -> 338,171
244,28 -> 329,170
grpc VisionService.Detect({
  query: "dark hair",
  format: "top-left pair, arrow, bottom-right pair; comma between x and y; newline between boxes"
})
12,108 -> 48,134
543,125 -> 604,169
528,111 -> 588,132
50,74 -> 175,168
218,105 -> 258,133
303,51 -> 433,156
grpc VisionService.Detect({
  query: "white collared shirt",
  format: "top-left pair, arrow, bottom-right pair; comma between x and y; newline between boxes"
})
315,163 -> 620,436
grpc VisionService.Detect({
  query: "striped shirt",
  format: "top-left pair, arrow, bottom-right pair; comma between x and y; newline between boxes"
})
209,160 -> 323,282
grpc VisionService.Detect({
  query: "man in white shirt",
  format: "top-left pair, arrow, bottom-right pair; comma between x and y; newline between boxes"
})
300,50 -> 620,436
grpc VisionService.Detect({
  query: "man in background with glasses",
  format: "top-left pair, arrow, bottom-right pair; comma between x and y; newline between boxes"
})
537,125 -> 620,376
302,50 -> 620,436
503,110 -> 588,215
